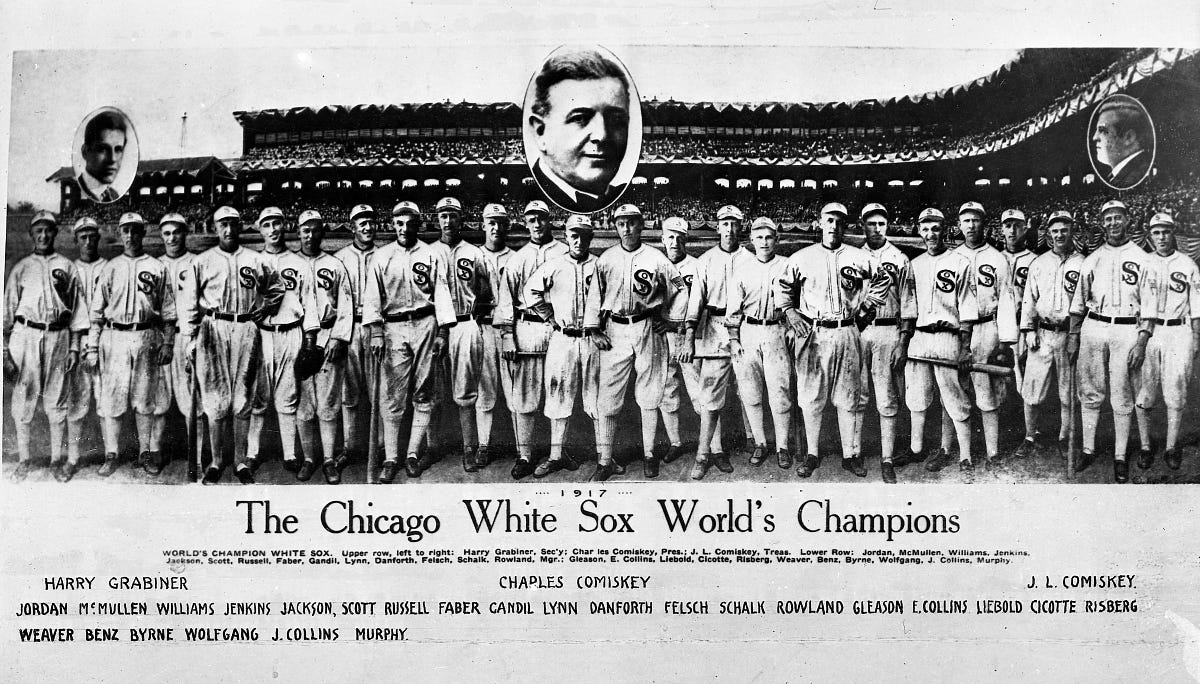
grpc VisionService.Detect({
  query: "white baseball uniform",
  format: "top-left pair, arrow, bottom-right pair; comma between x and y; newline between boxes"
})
954,243 -> 1019,411
159,251 -> 197,419
856,240 -> 911,418
88,254 -> 177,418
1136,251 -> 1200,411
334,242 -> 376,410
69,256 -> 106,421
663,253 -> 702,414
523,253 -> 599,420
252,250 -> 319,417
3,254 -> 90,424
1019,250 -> 1084,407
1070,241 -> 1159,415
900,248 -> 979,422
1004,248 -> 1036,395
428,239 -> 492,407
684,245 -> 746,412
297,251 -> 354,422
476,245 -> 514,412
726,254 -> 793,411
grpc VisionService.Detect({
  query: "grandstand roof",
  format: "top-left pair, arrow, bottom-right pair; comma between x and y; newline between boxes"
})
47,156 -> 237,183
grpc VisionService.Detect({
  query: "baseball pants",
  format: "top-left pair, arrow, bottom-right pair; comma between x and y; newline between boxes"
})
444,318 -> 482,407
96,328 -> 171,418
1136,323 -> 1194,410
856,323 -> 903,417
905,330 -> 972,422
251,327 -> 302,416
8,324 -> 73,424
691,315 -> 734,412
1077,318 -> 1141,415
195,316 -> 260,421
341,322 -> 377,409
477,321 -> 514,411
543,330 -> 599,420
795,325 -> 861,415
380,315 -> 439,415
510,319 -> 553,414
732,322 -> 793,412
597,319 -> 668,416
1022,328 -> 1074,407
968,318 -> 1006,412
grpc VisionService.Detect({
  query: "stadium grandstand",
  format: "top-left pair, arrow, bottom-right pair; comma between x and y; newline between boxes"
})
46,47 -> 1200,256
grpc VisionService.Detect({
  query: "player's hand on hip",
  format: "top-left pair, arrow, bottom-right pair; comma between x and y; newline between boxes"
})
500,334 -> 517,361
785,310 -> 811,338
590,331 -> 612,351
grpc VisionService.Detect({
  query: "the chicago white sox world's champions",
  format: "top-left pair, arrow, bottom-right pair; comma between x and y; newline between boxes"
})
3,11 -> 1200,681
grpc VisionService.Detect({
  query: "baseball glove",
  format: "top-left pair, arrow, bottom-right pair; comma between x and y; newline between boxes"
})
295,344 -> 325,381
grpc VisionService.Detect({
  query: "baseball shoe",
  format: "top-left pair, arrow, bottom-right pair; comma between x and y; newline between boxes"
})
713,453 -> 733,474
245,454 -> 265,474
894,449 -> 927,468
797,454 -> 819,478
924,448 -> 953,473
234,465 -> 255,485
1114,459 -> 1129,484
187,461 -> 199,482
690,459 -> 709,480
560,451 -> 580,471
1136,445 -> 1154,470
143,451 -> 165,476
612,460 -> 627,475
511,459 -> 534,480
984,454 -> 1004,473
748,445 -> 768,467
282,458 -> 301,474
54,461 -> 78,483
590,461 -> 616,482
332,449 -> 352,471
297,460 -> 316,482
534,457 -> 566,479
1073,450 -> 1096,473
417,450 -> 439,472
777,448 -> 793,470
462,446 -> 480,473
1165,449 -> 1182,470
881,461 -> 897,484
473,445 -> 491,470
842,456 -> 866,478
405,456 -> 422,479
643,457 -> 660,479
378,460 -> 400,484
98,453 -> 120,477
1057,437 -> 1069,457
960,459 -> 975,484
1012,439 -> 1037,460
663,444 -> 686,464
8,461 -> 33,482
323,459 -> 341,485
202,465 -> 223,485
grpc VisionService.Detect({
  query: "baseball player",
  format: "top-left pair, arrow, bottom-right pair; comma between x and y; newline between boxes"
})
679,205 -> 747,472
334,204 -> 380,472
427,197 -> 493,472
900,208 -> 979,482
716,217 -> 794,480
1068,199 -> 1159,483
775,202 -> 879,479
158,213 -> 202,480
494,200 -> 569,479
246,207 -> 321,481
295,210 -> 353,483
1016,211 -> 1083,461
523,214 -> 599,477
362,201 -> 456,483
68,217 -> 107,469
84,212 -> 177,478
658,217 -> 705,466
475,201 -> 517,469
584,203 -> 687,481
999,208 -> 1037,446
1134,213 -> 1196,472
3,211 -> 89,482
184,206 -> 285,485
855,203 -> 913,483
953,202 -> 1019,474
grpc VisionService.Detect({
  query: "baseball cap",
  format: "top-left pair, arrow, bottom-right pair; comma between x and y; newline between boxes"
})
350,204 -> 375,221
564,214 -> 594,232
523,200 -> 550,216
716,205 -> 744,221
257,207 -> 284,223
435,197 -> 463,214
1100,199 -> 1129,216
613,203 -> 642,219
31,210 -> 58,227
661,217 -> 689,236
158,213 -> 188,229
958,201 -> 986,218
750,216 -> 777,233
119,212 -> 146,227
482,203 -> 508,220
73,216 -> 99,234
1149,212 -> 1176,229
213,206 -> 240,223
391,201 -> 419,217
918,208 -> 945,223
297,210 -> 323,226
860,203 -> 887,220
821,202 -> 848,216
1000,209 -> 1026,223
1047,210 -> 1074,226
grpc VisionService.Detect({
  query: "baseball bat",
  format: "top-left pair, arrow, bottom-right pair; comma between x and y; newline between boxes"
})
908,355 -> 1014,378
366,354 -> 382,484
189,366 -> 200,483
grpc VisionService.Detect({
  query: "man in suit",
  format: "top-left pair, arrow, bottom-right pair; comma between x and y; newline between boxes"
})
527,47 -> 631,213
1092,96 -> 1153,190
78,111 -> 127,203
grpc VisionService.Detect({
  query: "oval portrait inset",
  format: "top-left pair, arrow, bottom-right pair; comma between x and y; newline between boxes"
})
522,45 -> 642,214
1088,94 -> 1155,191
72,106 -> 139,204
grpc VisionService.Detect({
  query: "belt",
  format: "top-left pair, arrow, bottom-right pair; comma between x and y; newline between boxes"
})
1150,317 -> 1188,327
104,320 -> 158,331
1088,312 -> 1138,325
872,317 -> 898,326
319,318 -> 336,330
14,315 -> 67,331
520,311 -> 547,323
705,305 -> 726,317
1038,320 -> 1071,333
456,313 -> 474,323
257,319 -> 302,333
608,309 -> 657,325
975,312 -> 996,324
557,327 -> 586,338
383,305 -> 435,323
205,310 -> 254,323
353,314 -> 363,323
916,323 -> 960,334
814,317 -> 855,329
744,316 -> 780,326
476,316 -> 495,325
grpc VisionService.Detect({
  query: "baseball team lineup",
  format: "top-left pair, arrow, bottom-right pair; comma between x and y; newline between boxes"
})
5,193 -> 1196,485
